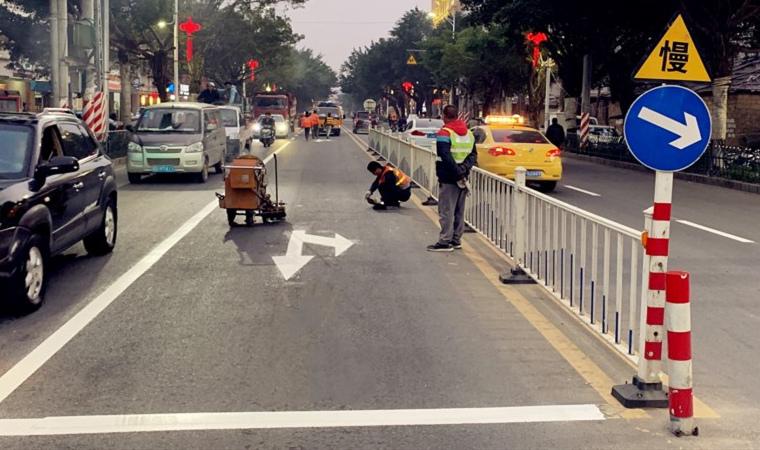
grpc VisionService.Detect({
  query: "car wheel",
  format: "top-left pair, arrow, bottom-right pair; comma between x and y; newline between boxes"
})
127,173 -> 142,184
9,234 -> 48,314
196,161 -> 209,183
84,198 -> 117,256
214,155 -> 224,174
227,209 -> 237,226
537,181 -> 557,193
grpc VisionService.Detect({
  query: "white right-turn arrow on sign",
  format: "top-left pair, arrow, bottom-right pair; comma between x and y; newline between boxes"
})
637,107 -> 702,150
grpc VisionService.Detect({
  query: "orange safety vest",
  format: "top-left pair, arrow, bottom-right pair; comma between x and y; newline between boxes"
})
310,114 -> 321,127
379,165 -> 411,189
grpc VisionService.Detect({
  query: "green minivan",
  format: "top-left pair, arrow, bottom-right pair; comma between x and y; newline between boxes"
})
126,103 -> 227,183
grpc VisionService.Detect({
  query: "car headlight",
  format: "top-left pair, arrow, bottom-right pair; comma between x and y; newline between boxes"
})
127,141 -> 143,153
276,123 -> 287,132
185,142 -> 204,153
252,123 -> 261,132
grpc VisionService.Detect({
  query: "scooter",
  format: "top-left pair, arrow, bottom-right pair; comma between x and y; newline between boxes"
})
259,126 -> 275,148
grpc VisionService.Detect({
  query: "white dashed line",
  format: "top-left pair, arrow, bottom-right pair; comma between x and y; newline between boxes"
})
564,185 -> 601,197
0,405 -> 604,436
676,219 -> 755,243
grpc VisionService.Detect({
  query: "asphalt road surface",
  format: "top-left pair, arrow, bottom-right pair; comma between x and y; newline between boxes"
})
0,131 -> 756,448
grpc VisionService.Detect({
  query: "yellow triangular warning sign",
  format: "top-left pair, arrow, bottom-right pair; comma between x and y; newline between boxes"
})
407,54 -> 417,65
635,14 -> 711,83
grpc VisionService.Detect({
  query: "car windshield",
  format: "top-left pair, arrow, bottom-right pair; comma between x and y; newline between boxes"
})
318,107 -> 340,116
136,109 -> 201,133
255,97 -> 288,108
220,109 -> 239,127
413,119 -> 443,130
0,124 -> 33,179
492,129 -> 549,144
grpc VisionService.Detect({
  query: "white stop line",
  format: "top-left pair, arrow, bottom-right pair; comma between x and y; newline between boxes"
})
0,405 -> 604,436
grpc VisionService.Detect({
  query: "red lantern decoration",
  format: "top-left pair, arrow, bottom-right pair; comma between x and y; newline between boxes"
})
525,32 -> 548,68
402,81 -> 414,93
179,17 -> 203,62
247,59 -> 260,81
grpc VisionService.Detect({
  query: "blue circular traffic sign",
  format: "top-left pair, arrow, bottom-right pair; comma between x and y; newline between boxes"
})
624,85 -> 712,172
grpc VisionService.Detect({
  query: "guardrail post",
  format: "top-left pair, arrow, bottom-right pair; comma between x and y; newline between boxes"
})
500,167 -> 534,284
666,271 -> 698,437
422,150 -> 438,206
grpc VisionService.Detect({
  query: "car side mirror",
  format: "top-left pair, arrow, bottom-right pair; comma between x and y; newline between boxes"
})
35,156 -> 79,182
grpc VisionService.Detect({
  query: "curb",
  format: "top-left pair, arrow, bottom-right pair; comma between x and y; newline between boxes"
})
564,152 -> 760,195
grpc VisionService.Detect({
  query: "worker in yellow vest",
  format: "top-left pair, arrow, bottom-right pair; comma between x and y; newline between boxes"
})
365,161 -> 412,210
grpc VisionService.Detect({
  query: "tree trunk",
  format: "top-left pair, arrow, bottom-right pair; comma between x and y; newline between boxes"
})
119,61 -> 132,121
151,51 -> 170,102
711,76 -> 731,142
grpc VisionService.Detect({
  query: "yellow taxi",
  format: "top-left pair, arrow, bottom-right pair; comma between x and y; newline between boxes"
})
471,115 -> 562,192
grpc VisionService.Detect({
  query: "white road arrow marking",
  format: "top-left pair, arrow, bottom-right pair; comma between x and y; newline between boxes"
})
272,230 -> 354,280
637,107 -> 701,149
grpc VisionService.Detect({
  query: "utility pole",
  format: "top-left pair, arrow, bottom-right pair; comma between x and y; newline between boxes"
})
82,0 -> 96,97
56,0 -> 70,107
544,61 -> 552,131
102,0 -> 110,120
580,54 -> 591,116
173,0 -> 179,101
50,0 -> 60,106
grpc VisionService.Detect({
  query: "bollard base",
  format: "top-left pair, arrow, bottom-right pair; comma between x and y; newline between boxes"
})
671,418 -> 698,437
499,267 -> 536,285
611,376 -> 668,408
421,197 -> 438,206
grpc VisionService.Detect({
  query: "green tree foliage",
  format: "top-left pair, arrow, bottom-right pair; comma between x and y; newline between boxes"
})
340,9 -> 435,116
0,1 -> 81,76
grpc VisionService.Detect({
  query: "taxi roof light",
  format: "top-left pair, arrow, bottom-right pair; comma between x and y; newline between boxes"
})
485,114 -> 525,125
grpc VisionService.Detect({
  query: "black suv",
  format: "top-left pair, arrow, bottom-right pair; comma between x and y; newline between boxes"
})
0,110 -> 118,313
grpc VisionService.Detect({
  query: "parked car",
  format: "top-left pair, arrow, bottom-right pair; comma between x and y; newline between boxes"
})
218,105 -> 245,159
401,118 -> 444,150
126,103 -> 227,183
0,110 -> 118,313
587,125 -> 623,144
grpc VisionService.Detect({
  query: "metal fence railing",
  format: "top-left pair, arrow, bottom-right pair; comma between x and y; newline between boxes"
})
369,128 -> 646,361
565,132 -> 760,184
103,130 -> 131,159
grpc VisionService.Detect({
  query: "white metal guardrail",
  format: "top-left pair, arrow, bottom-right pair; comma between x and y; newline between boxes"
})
368,128 -> 646,362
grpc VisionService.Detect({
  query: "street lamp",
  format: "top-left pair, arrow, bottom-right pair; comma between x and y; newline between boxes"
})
154,11 -> 179,101
428,9 -> 457,104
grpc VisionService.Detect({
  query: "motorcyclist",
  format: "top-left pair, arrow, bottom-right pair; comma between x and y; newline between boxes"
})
260,112 -> 276,129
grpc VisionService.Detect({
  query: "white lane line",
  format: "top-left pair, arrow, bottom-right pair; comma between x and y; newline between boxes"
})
0,405 -> 604,436
563,185 -> 601,197
0,143 -> 291,405
675,219 -> 755,243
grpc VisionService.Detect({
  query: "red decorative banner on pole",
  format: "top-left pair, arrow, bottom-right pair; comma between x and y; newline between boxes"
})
179,17 -> 202,63
525,32 -> 548,68
247,59 -> 260,81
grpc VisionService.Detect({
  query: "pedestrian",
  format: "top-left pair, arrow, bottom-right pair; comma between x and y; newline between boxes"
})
325,112 -> 333,140
365,161 -> 411,210
300,111 -> 312,141
310,110 -> 321,138
198,83 -> 220,104
224,81 -> 240,105
545,117 -> 566,148
427,104 -> 477,252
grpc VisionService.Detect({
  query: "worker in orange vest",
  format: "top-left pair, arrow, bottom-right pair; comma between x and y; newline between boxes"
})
365,161 -> 412,210
309,110 -> 321,138
300,111 -> 312,140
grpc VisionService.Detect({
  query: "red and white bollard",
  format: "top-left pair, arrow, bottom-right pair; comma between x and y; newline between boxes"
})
666,271 -> 698,436
612,173 -> 671,408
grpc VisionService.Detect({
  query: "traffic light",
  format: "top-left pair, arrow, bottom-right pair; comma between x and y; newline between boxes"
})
402,81 -> 414,93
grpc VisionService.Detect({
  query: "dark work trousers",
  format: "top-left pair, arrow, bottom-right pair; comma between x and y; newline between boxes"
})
378,184 -> 412,205
304,127 -> 311,140
437,182 -> 467,244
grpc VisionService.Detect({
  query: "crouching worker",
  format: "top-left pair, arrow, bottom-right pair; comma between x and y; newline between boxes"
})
365,161 -> 412,210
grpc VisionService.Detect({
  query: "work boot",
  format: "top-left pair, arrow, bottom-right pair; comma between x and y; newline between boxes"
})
372,204 -> 387,210
450,240 -> 462,249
